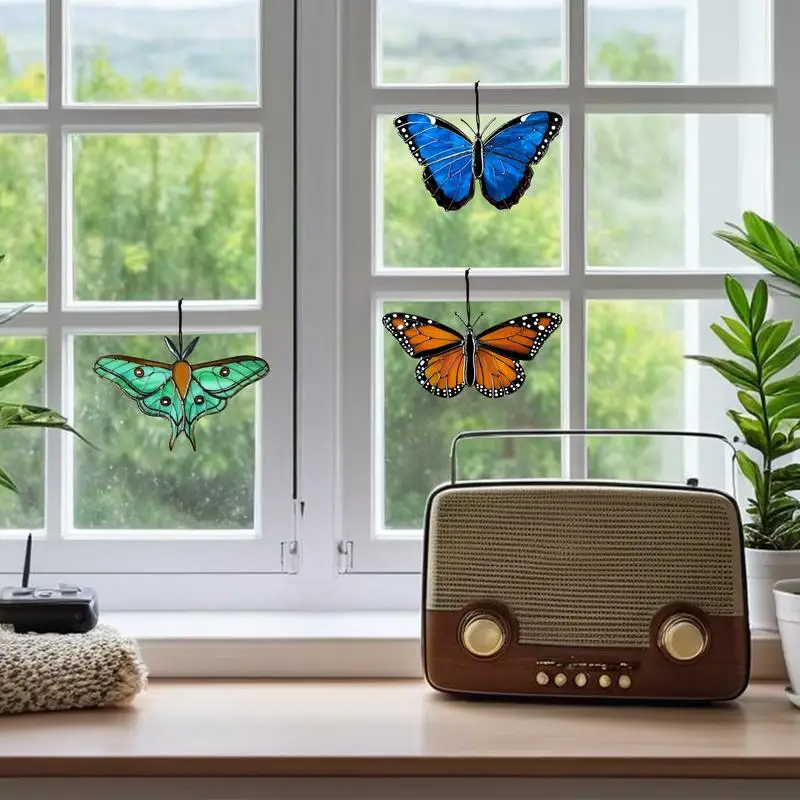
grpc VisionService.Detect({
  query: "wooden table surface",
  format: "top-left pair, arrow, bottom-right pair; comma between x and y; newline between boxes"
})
0,680 -> 798,779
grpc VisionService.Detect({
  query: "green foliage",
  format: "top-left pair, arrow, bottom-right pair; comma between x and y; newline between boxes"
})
716,211 -> 800,301
0,296 -> 88,498
687,276 -> 800,550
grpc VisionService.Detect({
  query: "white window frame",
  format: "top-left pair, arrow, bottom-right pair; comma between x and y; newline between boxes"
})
0,0 -> 296,610
333,0 -> 783,588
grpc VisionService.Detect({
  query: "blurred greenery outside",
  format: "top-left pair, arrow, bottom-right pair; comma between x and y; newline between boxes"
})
0,30 -> 685,533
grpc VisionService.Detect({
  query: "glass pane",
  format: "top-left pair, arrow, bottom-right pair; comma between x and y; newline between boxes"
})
73,332 -> 260,530
588,0 -> 771,85
380,299 -> 563,532
377,0 -> 565,84
0,337 -> 45,529
68,0 -> 259,104
0,0 -> 46,103
587,299 -> 734,493
587,114 -> 770,269
71,132 -> 257,302
381,115 -> 563,269
0,134 -> 46,303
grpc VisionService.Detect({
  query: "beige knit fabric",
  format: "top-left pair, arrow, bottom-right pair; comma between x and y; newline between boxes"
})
0,623 -> 148,715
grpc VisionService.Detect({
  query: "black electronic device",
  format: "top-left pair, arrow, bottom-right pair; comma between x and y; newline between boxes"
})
0,534 -> 99,633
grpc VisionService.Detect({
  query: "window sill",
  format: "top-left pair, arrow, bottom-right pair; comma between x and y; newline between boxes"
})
0,680 -> 797,780
103,611 -> 788,682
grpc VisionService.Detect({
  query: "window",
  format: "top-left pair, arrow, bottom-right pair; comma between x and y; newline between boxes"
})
1,0 -> 794,614
336,0 -> 778,582
0,0 -> 294,608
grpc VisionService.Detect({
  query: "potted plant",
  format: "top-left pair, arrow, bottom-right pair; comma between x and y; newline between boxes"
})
686,273 -> 800,631
0,298 -> 89,493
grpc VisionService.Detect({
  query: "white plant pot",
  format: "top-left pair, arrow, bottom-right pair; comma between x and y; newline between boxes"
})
745,548 -> 800,632
774,578 -> 800,695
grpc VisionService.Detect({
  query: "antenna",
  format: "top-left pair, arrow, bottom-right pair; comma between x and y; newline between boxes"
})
21,532 -> 31,588
474,81 -> 481,136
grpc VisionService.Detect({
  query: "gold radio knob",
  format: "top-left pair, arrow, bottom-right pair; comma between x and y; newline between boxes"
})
599,674 -> 612,688
618,674 -> 632,690
574,672 -> 588,687
535,671 -> 549,686
554,673 -> 567,687
658,614 -> 709,662
460,614 -> 505,657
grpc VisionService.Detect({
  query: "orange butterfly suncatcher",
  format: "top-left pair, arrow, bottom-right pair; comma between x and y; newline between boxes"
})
382,269 -> 562,399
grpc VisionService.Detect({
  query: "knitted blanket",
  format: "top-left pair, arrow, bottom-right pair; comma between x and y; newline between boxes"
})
0,623 -> 148,715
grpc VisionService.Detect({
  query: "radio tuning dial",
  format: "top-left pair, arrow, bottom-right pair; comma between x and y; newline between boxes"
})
460,613 -> 506,658
658,613 -> 709,662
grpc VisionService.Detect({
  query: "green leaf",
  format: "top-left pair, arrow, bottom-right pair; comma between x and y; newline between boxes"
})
743,211 -> 800,270
763,336 -> 800,380
722,315 -> 751,343
764,373 -> 800,396
0,303 -> 32,327
757,320 -> 792,363
0,464 -> 18,493
736,450 -> 763,497
773,438 -> 800,458
771,464 -> 800,493
724,275 -> 752,326
715,233 -> 798,280
711,323 -> 753,360
0,354 -> 42,390
771,402 -> 800,427
766,392 -> 800,417
727,410 -> 769,452
750,280 -> 768,331
737,390 -> 764,420
685,355 -> 759,390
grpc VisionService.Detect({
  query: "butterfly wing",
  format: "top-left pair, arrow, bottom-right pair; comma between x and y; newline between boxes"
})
480,112 -> 563,210
476,312 -> 563,360
415,347 -> 467,398
471,312 -> 563,399
394,113 -> 475,211
93,356 -> 184,448
382,313 -> 464,358
183,357 -> 270,449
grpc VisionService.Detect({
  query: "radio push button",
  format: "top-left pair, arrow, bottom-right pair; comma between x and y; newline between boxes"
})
460,614 -> 506,657
658,613 -> 709,662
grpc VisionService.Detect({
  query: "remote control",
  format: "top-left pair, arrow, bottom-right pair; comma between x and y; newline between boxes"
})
0,534 -> 99,634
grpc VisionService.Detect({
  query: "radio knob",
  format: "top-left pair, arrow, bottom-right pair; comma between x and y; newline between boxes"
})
618,674 -> 632,690
460,614 -> 505,657
554,673 -> 567,687
535,671 -> 549,686
658,614 -> 709,662
574,672 -> 587,687
598,674 -> 612,688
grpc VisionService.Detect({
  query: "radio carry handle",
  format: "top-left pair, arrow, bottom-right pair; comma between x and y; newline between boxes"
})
449,428 -> 738,496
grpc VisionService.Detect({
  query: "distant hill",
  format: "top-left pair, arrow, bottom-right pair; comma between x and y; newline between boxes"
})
0,0 -> 682,91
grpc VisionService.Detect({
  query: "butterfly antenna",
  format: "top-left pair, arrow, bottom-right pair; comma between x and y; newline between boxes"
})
459,118 -> 477,137
482,116 -> 497,137
474,80 -> 481,136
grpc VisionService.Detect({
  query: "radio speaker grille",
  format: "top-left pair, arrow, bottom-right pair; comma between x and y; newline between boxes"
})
426,485 -> 744,648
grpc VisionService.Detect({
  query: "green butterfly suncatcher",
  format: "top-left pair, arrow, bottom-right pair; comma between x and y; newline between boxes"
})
93,299 -> 270,451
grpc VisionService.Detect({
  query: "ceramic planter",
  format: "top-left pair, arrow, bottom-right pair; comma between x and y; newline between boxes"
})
774,578 -> 800,696
745,548 -> 800,631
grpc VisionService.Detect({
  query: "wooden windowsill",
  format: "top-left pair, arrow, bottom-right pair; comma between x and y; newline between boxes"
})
0,680 -> 798,779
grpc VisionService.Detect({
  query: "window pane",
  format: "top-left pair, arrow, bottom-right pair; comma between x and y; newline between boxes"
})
0,337 -> 45,529
71,132 -> 257,302
0,134 -> 46,303
588,0 -> 771,85
377,0 -> 565,85
68,0 -> 259,104
0,0 -> 46,104
381,115 -> 563,269
380,299 -> 562,532
587,114 -> 770,269
586,299 -> 732,492
73,332 -> 260,531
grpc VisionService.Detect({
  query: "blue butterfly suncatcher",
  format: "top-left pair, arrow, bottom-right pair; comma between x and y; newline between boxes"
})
394,81 -> 563,212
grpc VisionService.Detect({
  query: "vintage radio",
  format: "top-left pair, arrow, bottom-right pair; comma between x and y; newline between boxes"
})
422,429 -> 750,702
